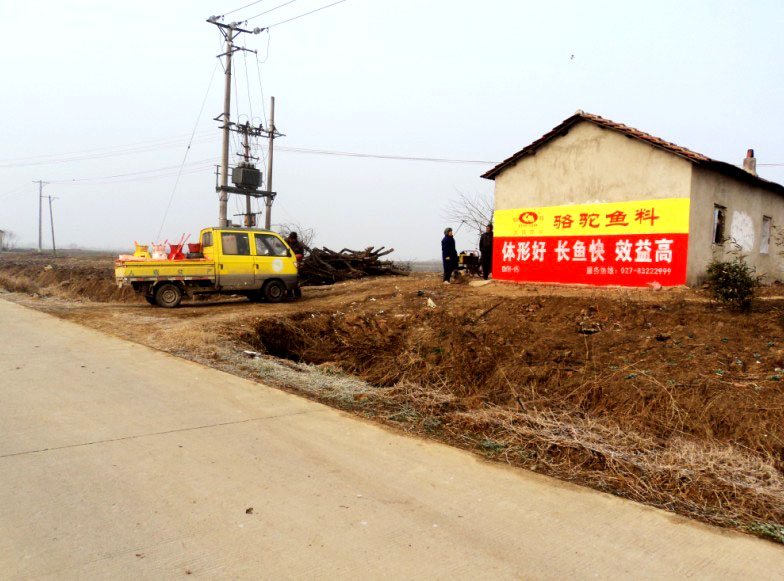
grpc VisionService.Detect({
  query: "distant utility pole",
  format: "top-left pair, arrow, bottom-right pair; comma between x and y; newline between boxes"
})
47,195 -> 58,256
33,180 -> 48,253
264,96 -> 276,230
207,16 -> 264,227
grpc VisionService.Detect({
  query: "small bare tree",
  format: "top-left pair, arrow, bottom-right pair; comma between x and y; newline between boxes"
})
444,190 -> 494,242
277,222 -> 316,252
1,230 -> 18,250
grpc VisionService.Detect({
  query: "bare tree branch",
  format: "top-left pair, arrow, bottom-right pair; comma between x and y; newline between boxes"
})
277,222 -> 316,252
444,190 -> 494,242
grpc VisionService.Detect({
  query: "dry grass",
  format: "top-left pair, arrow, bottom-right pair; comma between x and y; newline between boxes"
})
442,405 -> 784,529
0,272 -> 40,294
147,325 -> 226,354
0,257 -> 136,303
245,296 -> 784,541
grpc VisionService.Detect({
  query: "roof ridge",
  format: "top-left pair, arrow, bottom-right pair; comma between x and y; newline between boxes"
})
480,111 -> 784,196
575,111 -> 711,162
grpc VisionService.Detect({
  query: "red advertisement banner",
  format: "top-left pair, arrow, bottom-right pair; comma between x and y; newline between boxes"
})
492,233 -> 688,287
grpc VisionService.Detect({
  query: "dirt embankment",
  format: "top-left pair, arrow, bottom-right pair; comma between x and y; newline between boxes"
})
0,252 -> 135,303
240,289 -> 784,539
2,252 -> 784,542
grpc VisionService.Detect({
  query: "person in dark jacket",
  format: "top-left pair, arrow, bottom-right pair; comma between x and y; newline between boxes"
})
286,232 -> 305,260
286,232 -> 306,298
479,223 -> 493,280
441,227 -> 458,283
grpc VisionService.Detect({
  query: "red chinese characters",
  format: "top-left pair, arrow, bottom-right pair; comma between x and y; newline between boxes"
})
553,214 -> 574,229
605,210 -> 628,227
635,208 -> 660,226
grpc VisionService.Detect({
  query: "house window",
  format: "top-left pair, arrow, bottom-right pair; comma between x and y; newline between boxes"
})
760,216 -> 772,254
713,205 -> 726,244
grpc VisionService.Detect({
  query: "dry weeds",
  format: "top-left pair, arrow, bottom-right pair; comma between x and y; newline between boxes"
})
246,295 -> 784,541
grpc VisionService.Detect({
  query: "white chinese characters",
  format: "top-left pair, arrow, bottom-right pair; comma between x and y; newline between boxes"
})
501,238 -> 675,264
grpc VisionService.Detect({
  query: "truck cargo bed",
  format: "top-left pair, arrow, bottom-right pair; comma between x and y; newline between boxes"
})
115,259 -> 216,284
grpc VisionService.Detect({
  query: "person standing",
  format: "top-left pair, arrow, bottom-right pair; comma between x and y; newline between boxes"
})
286,231 -> 305,298
286,232 -> 305,260
479,223 -> 493,280
441,227 -> 458,284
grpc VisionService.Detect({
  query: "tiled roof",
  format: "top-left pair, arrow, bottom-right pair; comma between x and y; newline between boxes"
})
481,111 -> 784,194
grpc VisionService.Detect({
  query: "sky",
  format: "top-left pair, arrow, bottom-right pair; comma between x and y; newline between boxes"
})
1,0 -> 783,260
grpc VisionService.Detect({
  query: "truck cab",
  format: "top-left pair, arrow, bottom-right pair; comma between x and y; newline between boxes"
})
200,227 -> 298,292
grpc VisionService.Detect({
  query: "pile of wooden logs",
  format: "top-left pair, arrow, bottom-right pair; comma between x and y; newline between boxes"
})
299,246 -> 409,286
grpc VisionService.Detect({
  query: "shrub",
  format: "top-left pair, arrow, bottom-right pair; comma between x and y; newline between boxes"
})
706,255 -> 760,311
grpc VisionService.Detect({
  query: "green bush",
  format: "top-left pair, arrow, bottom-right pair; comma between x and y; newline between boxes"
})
706,255 -> 760,311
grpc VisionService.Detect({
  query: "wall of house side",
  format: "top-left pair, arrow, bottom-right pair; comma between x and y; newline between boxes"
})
688,166 -> 784,285
493,121 -> 694,210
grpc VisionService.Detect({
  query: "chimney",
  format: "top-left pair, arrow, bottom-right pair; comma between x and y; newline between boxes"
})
743,148 -> 757,176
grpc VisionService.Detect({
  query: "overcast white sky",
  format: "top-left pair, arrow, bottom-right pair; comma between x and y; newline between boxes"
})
1,0 -> 783,260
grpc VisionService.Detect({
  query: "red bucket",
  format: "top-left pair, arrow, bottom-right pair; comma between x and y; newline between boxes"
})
188,243 -> 201,253
168,243 -> 186,261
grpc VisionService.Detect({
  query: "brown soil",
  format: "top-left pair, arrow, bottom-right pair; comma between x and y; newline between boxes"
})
2,250 -> 784,542
0,251 -> 134,302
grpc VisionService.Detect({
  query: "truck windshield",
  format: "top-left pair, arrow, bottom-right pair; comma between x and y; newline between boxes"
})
255,234 -> 290,257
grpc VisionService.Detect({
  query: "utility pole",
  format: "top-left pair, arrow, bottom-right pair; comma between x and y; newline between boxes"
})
47,195 -> 57,256
218,23 -> 234,228
264,96 -> 276,230
33,180 -> 48,253
207,16 -> 263,228
241,123 -> 254,227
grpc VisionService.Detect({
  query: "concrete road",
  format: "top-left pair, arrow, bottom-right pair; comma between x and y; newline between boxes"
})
0,299 -> 782,579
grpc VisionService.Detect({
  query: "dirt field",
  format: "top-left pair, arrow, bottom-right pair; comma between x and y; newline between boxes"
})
2,250 -> 784,543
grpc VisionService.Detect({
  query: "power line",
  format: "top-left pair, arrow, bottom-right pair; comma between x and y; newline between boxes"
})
222,0 -> 268,18
47,165 -> 215,187
0,184 -> 30,199
38,146 -> 492,188
158,60 -> 221,239
47,158 -> 215,184
255,49 -> 269,127
0,132 -> 204,164
242,46 -> 254,122
266,0 -> 348,28
38,145 -> 496,188
277,145 -> 498,164
244,0 -> 299,22
0,133 -> 216,169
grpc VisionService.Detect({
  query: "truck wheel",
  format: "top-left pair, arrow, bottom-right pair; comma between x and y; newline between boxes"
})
144,296 -> 157,306
263,280 -> 286,303
155,283 -> 183,308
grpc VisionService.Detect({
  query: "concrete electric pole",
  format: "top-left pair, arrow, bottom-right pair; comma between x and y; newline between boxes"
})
218,24 -> 234,228
47,195 -> 57,256
264,96 -> 276,230
33,180 -> 48,253
241,123 -> 254,227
